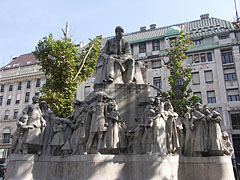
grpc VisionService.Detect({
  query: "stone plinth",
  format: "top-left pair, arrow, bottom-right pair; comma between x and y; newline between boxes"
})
5,154 -> 235,180
94,83 -> 150,128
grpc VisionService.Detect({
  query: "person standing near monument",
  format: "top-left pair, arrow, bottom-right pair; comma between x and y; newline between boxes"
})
95,26 -> 135,84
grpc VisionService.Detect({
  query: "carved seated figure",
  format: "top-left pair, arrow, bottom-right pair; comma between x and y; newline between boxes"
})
94,26 -> 146,84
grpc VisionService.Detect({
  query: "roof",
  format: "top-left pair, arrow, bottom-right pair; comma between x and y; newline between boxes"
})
100,17 -> 235,45
2,17 -> 236,70
0,53 -> 38,70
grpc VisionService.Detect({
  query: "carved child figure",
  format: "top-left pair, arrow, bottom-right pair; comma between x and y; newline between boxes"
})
11,114 -> 28,154
50,117 -> 66,156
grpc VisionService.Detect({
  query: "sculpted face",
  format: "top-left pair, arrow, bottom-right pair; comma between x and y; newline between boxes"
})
115,26 -> 124,40
32,96 -> 39,103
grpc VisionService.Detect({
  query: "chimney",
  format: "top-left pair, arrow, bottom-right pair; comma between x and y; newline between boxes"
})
79,42 -> 85,48
200,13 -> 209,19
150,24 -> 156,30
96,35 -> 102,39
140,26 -> 146,31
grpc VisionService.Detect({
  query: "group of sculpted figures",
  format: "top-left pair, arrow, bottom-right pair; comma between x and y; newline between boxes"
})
10,95 -> 233,157
10,26 -> 233,157
11,94 -> 127,156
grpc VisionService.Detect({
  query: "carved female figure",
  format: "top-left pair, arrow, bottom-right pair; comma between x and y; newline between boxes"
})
153,98 -> 167,155
164,102 -> 180,154
191,103 -> 207,155
50,118 -> 66,156
70,102 -> 88,155
204,106 -> 224,155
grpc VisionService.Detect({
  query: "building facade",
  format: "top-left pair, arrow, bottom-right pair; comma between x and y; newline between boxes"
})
0,14 -> 240,174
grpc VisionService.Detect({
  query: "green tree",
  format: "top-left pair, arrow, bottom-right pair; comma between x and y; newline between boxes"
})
34,33 -> 101,117
163,31 -> 201,117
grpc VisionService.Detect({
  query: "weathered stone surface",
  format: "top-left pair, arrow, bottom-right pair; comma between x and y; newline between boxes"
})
94,83 -> 150,128
5,154 -> 235,180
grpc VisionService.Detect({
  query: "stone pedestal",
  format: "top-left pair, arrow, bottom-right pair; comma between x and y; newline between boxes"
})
94,83 -> 150,128
5,154 -> 235,180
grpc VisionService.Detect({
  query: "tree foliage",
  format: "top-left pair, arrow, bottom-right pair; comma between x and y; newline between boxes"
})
34,34 -> 101,117
163,31 -> 201,117
233,18 -> 240,29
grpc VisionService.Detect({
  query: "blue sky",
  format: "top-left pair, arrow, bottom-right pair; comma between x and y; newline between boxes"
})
0,0 -> 238,66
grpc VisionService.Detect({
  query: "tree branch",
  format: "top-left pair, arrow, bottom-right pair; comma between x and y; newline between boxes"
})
73,42 -> 95,81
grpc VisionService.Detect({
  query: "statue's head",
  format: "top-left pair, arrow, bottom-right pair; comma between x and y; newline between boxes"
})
39,101 -> 48,109
32,96 -> 39,103
22,114 -> 28,122
115,26 -> 124,39
164,101 -> 172,111
184,112 -> 191,121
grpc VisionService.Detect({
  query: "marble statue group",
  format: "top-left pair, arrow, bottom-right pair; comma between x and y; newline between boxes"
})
10,26 -> 233,158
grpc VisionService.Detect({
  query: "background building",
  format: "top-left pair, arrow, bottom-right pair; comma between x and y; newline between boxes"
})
0,13 -> 239,175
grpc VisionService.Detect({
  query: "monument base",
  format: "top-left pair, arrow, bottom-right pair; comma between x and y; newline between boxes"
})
5,154 -> 235,180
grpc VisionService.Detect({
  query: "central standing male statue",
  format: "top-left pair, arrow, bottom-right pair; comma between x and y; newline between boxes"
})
95,26 -> 135,84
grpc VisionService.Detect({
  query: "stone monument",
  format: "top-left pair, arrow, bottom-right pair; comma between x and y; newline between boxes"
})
5,27 -> 235,180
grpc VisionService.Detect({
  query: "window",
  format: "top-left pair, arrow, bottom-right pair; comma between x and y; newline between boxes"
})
190,52 -> 212,63
25,92 -> 30,103
153,77 -> 162,89
192,72 -> 200,85
222,51 -> 233,64
194,54 -> 199,63
207,91 -> 216,103
207,53 -> 212,62
139,42 -> 146,53
193,39 -> 203,46
205,70 -> 213,83
232,134 -> 240,167
15,94 -> 21,104
0,149 -> 9,159
9,84 -> 13,91
36,79 -> 41,87
227,89 -> 240,101
169,37 -> 176,47
130,44 -> 133,55
174,77 -> 182,86
27,80 -> 31,89
152,60 -> 161,69
231,113 -> 240,130
0,85 -> 4,92
3,129 -> 11,143
6,95 -> 11,105
224,73 -> 237,81
13,110 -> 18,120
224,68 -> 237,81
152,40 -> 160,51
200,54 -> 206,62
188,55 -> 193,64
0,96 -> 2,106
193,92 -> 202,99
84,86 -> 91,97
17,82 -> 22,90
35,92 -> 40,97
219,34 -> 230,40
46,79 -> 49,85
4,110 -> 9,120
